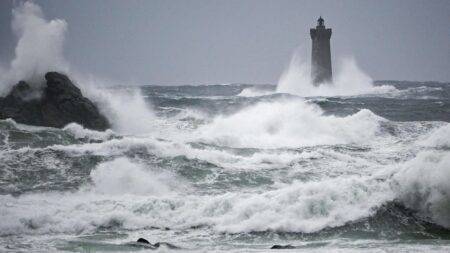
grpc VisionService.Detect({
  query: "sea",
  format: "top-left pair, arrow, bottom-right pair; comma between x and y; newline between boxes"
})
0,80 -> 449,252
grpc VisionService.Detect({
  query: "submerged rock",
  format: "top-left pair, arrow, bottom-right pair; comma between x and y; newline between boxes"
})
136,238 -> 179,249
271,244 -> 296,249
137,238 -> 150,244
0,72 -> 109,131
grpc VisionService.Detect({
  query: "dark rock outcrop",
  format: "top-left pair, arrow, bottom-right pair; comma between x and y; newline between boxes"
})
137,238 -> 151,244
135,238 -> 179,249
271,244 -> 296,249
0,72 -> 109,131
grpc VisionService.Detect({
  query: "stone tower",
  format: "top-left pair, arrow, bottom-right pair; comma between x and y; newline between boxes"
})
310,16 -> 332,85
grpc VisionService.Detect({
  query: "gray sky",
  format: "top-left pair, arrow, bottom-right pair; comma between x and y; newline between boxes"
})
1,0 -> 449,85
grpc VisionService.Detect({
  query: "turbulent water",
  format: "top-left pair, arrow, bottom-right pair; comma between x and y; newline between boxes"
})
1,81 -> 450,252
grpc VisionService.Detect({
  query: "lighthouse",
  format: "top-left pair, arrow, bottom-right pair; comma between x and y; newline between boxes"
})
310,16 -> 332,85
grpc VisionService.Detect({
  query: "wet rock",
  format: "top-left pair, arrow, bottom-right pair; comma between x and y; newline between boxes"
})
137,238 -> 150,244
0,72 -> 110,131
271,244 -> 296,249
135,238 -> 180,249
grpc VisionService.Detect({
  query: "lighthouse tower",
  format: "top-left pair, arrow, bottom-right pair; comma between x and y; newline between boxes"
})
310,16 -> 332,85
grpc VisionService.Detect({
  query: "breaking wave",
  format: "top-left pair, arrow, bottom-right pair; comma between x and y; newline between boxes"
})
1,147 -> 449,236
88,157 -> 184,195
194,99 -> 384,148
393,151 -> 450,228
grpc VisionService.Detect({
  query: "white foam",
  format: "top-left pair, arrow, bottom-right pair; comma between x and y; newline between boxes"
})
63,123 -> 115,141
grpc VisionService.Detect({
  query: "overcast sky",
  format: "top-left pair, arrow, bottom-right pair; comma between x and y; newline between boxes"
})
0,0 -> 449,85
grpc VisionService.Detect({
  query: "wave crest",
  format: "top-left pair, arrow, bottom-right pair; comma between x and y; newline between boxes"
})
393,151 -> 450,228
195,99 -> 384,148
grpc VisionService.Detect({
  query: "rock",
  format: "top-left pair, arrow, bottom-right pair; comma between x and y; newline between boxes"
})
0,72 -> 110,131
136,238 -> 150,244
271,244 -> 296,249
135,238 -> 180,249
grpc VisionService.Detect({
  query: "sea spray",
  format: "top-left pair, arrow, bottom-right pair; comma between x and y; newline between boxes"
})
0,2 -> 69,95
276,48 -> 395,97
0,2 -> 157,136
88,88 -> 158,135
